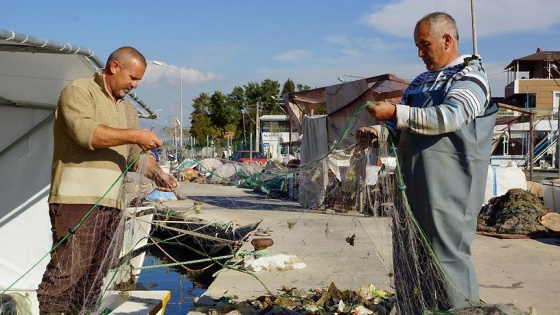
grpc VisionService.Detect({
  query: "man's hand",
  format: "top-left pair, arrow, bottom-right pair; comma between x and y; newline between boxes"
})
366,101 -> 397,122
91,125 -> 163,150
356,126 -> 380,148
142,155 -> 177,192
135,130 -> 163,151
152,170 -> 178,192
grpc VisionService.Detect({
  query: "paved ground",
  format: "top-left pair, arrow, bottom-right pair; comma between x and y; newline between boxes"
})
161,182 -> 560,314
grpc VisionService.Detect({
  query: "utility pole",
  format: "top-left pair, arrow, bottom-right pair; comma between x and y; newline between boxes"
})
255,102 -> 261,152
470,0 -> 478,56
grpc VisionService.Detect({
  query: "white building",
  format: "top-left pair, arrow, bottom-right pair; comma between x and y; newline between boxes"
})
259,114 -> 298,159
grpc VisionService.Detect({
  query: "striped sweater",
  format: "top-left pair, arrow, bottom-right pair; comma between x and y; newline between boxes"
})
393,54 -> 490,135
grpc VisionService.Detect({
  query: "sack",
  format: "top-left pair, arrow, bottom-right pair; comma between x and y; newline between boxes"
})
145,189 -> 177,202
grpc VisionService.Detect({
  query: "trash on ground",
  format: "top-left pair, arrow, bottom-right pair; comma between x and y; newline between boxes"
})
244,254 -> 306,272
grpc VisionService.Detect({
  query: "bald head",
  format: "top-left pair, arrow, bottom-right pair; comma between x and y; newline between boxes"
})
106,46 -> 147,69
103,46 -> 147,101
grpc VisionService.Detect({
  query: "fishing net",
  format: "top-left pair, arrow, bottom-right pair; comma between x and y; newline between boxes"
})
156,107 -> 447,314
0,153 -> 176,314
0,105 -> 530,314
169,101 -> 530,314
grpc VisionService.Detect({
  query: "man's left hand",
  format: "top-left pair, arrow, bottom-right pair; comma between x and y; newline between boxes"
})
153,171 -> 178,192
366,101 -> 397,122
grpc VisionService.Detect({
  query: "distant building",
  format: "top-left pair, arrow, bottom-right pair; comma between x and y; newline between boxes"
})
495,48 -> 560,168
504,48 -> 560,110
259,114 -> 298,159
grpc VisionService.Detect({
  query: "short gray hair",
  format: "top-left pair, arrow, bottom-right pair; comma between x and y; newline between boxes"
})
418,12 -> 459,45
106,46 -> 147,68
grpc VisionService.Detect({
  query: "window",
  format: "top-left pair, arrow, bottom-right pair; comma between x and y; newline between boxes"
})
553,91 -> 560,111
261,121 -> 290,132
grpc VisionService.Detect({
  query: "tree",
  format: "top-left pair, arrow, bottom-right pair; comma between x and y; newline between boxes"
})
190,93 -> 220,146
282,79 -> 296,94
209,91 -> 241,147
228,86 -> 247,144
187,78 -> 311,147
296,83 -> 311,92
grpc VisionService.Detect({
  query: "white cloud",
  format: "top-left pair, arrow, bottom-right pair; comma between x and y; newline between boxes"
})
324,34 -> 350,46
143,63 -> 225,86
340,49 -> 363,58
358,36 -> 409,54
360,0 -> 560,39
274,50 -> 313,62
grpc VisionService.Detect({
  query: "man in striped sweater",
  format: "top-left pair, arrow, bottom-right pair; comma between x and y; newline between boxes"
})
37,46 -> 177,314
366,12 -> 497,311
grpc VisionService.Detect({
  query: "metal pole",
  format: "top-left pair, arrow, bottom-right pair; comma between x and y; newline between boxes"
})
470,0 -> 478,55
557,110 -> 560,177
250,133 -> 253,163
529,114 -> 534,181
173,104 -> 178,161
255,102 -> 260,153
179,72 -> 183,157
242,108 -> 247,148
152,61 -> 183,159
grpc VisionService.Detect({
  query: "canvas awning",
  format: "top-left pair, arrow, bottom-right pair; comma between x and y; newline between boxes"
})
0,29 -> 157,118
0,29 -> 157,290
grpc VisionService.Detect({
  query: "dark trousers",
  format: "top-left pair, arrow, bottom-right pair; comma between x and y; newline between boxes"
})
37,204 -> 123,314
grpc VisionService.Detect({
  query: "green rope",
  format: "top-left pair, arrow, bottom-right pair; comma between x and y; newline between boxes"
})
178,103 -> 374,191
306,103 -> 372,166
387,127 -> 472,308
133,253 -> 241,270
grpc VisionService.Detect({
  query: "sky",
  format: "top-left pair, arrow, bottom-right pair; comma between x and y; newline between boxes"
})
4,0 -> 560,133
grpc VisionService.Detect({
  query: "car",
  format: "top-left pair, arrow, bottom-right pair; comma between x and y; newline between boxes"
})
230,150 -> 267,165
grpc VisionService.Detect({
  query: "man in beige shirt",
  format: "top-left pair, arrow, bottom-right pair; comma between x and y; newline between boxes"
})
37,46 -> 175,314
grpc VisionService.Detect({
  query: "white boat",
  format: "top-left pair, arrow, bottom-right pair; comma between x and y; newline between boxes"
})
542,179 -> 560,213
0,29 -> 168,314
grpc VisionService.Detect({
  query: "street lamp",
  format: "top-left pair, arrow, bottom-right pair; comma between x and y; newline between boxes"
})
152,60 -> 183,159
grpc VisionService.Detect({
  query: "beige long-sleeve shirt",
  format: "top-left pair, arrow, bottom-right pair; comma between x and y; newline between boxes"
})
48,72 -> 143,209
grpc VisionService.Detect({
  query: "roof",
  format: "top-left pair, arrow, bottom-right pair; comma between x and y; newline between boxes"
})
259,114 -> 289,121
284,73 -> 408,119
504,50 -> 560,71
0,29 -> 157,119
283,73 -> 409,150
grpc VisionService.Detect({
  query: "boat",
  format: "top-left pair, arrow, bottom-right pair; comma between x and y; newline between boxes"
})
149,207 -> 261,286
0,29 -> 168,314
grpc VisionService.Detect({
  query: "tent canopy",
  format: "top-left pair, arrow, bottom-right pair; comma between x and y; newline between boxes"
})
0,29 -> 157,118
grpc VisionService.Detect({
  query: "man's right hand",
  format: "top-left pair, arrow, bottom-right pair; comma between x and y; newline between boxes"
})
135,130 -> 163,151
91,125 -> 163,150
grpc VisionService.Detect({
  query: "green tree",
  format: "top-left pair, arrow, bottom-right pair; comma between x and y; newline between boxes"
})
209,91 -> 241,147
187,78 -> 311,147
296,83 -> 311,92
282,78 -> 296,94
190,93 -> 220,146
228,86 -> 247,144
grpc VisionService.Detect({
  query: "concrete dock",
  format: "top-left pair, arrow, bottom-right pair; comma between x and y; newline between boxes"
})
162,182 -> 560,314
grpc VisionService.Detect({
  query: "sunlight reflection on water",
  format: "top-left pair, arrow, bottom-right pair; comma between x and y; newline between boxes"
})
137,254 -> 206,314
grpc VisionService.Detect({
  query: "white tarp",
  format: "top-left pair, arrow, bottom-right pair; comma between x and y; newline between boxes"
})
0,29 -> 157,291
484,163 -> 527,204
0,106 -> 53,289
